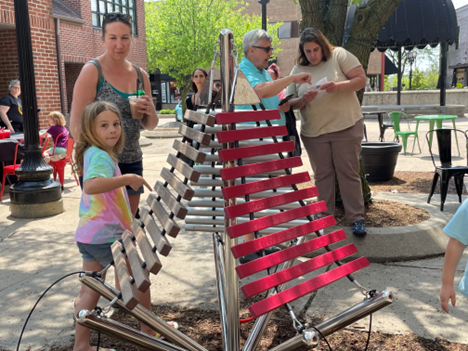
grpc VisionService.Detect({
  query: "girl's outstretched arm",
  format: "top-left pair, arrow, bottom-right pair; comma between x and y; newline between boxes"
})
440,237 -> 467,313
84,174 -> 152,195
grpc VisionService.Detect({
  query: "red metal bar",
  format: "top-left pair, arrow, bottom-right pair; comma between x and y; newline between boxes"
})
218,141 -> 295,162
216,110 -> 280,124
227,201 -> 326,238
230,216 -> 336,258
222,172 -> 311,199
241,244 -> 358,298
236,229 -> 346,279
216,126 -> 287,143
224,187 -> 318,219
220,157 -> 302,181
248,257 -> 370,318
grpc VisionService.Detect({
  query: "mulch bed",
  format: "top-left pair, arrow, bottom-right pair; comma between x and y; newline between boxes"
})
38,303 -> 467,351
298,171 -> 465,227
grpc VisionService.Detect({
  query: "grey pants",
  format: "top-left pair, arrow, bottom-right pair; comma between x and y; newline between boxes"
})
301,119 -> 365,223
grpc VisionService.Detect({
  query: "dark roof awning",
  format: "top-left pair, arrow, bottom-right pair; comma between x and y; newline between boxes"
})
52,0 -> 83,23
384,55 -> 399,75
449,63 -> 468,69
345,0 -> 458,51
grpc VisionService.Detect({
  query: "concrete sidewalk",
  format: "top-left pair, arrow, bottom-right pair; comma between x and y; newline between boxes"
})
1,117 -> 468,350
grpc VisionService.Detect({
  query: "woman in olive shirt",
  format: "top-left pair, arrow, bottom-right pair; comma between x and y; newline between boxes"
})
287,28 -> 367,237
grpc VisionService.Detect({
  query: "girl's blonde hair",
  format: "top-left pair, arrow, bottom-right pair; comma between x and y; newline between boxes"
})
48,111 -> 66,126
73,101 -> 125,176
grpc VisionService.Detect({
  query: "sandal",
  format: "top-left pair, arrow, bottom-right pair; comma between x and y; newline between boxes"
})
155,321 -> 179,339
92,348 -> 116,351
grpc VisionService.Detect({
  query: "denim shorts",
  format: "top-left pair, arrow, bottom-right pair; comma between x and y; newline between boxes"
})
78,159 -> 144,195
77,241 -> 117,266
119,160 -> 144,195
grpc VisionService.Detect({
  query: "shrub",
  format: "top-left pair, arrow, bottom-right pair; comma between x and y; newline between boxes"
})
159,109 -> 176,114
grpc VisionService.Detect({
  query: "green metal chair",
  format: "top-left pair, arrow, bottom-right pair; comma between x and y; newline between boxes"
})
389,111 -> 421,155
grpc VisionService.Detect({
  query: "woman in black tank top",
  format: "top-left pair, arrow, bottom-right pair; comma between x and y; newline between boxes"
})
70,13 -> 159,216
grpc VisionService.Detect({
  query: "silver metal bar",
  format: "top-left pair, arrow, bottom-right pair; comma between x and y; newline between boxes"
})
219,28 -> 239,351
194,165 -> 288,177
76,310 -> 187,351
243,236 -> 306,351
212,233 -> 231,351
185,216 -> 309,228
79,275 -> 208,351
193,188 -> 291,198
187,208 -> 299,217
268,290 -> 394,351
208,140 -> 277,148
184,225 -> 302,234
186,200 -> 301,210
190,177 -> 292,187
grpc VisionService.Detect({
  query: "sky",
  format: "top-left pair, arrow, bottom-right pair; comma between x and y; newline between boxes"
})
453,0 -> 468,9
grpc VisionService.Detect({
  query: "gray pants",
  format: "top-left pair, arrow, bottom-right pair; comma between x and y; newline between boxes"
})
301,119 -> 365,223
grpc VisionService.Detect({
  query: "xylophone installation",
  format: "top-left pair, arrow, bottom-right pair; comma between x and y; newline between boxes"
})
75,29 -> 393,351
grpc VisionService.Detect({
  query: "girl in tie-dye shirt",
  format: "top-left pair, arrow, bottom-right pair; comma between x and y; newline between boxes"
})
72,101 -> 155,351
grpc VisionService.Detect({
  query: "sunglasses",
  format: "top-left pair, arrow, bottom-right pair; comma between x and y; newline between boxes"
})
252,45 -> 274,54
103,12 -> 131,23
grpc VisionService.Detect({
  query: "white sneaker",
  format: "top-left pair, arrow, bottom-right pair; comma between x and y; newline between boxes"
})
50,152 -> 66,162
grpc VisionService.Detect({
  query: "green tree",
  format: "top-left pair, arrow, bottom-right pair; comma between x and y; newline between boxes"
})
411,68 -> 424,90
298,0 -> 404,103
297,0 -> 404,204
145,0 -> 280,111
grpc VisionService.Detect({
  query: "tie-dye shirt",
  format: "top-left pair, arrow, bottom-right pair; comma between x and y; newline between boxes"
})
74,146 -> 133,244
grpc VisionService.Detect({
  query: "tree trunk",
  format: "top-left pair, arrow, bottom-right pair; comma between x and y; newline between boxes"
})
299,0 -> 403,205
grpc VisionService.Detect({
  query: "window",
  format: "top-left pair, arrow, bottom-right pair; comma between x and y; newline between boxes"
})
277,21 -> 301,39
91,0 -> 137,36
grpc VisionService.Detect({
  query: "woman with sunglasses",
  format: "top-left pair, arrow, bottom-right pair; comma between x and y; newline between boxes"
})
286,27 -> 368,237
70,12 -> 158,217
69,13 -> 159,351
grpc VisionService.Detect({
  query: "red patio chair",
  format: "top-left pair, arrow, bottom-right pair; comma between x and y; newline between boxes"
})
49,131 -> 78,188
1,138 -> 23,201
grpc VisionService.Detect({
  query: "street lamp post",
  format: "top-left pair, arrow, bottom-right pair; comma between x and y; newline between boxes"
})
10,0 -> 63,217
408,50 -> 417,90
258,0 -> 269,31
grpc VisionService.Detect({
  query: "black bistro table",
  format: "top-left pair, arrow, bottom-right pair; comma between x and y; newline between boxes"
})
362,111 -> 390,142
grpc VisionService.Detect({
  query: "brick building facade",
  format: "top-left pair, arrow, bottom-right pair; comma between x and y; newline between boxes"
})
243,0 -> 302,77
242,1 -> 383,89
0,0 -> 147,128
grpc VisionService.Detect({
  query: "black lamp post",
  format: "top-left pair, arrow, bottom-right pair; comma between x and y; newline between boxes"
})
258,0 -> 269,31
407,50 -> 417,90
10,0 -> 62,217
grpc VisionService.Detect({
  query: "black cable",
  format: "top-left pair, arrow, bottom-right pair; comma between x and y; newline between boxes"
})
96,331 -> 101,351
308,325 -> 333,351
16,271 -> 85,351
364,314 -> 373,351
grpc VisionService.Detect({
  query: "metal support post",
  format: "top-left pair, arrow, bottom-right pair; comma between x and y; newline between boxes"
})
219,28 -> 239,351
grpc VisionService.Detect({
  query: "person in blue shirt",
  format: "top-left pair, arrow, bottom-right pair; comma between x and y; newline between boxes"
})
440,199 -> 468,313
238,29 -> 311,264
237,29 -> 312,125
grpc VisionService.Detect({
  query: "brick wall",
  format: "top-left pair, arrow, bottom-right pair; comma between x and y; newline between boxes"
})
30,0 -> 62,129
243,0 -> 302,77
59,0 -> 148,109
0,30 -> 19,97
0,0 -> 148,127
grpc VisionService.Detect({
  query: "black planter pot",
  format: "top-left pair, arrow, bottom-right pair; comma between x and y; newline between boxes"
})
361,142 -> 402,182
